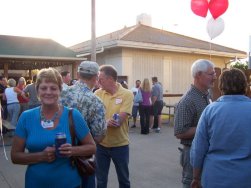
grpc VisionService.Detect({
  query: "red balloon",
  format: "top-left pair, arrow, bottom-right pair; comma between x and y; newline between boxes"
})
209,0 -> 229,19
191,0 -> 209,18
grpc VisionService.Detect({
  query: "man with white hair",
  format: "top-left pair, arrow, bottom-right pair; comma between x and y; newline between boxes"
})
174,59 -> 216,188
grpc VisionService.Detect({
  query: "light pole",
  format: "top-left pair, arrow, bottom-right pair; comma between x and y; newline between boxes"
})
91,0 -> 96,61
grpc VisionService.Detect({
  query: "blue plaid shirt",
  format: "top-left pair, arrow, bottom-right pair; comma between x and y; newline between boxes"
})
174,85 -> 210,146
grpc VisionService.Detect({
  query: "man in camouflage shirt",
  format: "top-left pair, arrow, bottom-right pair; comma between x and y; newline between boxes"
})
61,61 -> 106,188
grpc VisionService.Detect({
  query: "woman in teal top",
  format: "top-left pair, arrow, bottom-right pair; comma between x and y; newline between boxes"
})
11,68 -> 96,188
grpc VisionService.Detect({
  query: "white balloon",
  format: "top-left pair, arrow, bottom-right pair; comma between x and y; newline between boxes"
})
207,17 -> 225,40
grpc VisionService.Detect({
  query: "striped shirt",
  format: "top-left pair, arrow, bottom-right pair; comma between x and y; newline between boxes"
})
174,85 -> 210,146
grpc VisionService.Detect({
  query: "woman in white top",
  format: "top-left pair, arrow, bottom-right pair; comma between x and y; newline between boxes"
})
4,78 -> 24,129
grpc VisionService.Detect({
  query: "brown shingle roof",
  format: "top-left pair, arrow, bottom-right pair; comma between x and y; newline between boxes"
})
121,25 -> 245,54
70,24 -> 246,57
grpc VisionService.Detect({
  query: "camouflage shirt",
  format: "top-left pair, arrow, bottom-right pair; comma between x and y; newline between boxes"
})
61,81 -> 106,138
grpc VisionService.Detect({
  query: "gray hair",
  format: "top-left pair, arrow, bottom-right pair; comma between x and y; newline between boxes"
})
8,78 -> 17,87
18,77 -> 26,85
191,59 -> 215,78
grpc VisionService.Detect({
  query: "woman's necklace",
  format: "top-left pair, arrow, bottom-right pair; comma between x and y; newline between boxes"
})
40,106 -> 60,129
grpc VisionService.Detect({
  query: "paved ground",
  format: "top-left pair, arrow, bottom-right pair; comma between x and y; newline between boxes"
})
0,120 -> 182,188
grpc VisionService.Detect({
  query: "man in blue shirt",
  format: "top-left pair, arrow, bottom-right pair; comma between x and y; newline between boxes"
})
150,77 -> 163,133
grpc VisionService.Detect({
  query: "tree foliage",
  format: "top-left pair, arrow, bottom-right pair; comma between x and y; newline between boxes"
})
230,60 -> 248,70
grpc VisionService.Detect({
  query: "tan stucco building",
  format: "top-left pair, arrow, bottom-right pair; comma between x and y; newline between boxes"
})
70,24 -> 247,105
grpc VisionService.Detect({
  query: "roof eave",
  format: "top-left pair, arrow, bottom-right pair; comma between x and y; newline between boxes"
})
0,54 -> 86,61
78,40 -> 247,59
115,41 -> 247,59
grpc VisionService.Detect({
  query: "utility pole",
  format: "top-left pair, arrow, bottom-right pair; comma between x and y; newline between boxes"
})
91,0 -> 96,61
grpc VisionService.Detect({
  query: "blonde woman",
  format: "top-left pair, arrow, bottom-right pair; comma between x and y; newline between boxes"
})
11,68 -> 96,188
138,78 -> 152,134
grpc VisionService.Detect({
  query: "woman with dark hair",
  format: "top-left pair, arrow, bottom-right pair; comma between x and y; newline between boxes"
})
190,68 -> 251,188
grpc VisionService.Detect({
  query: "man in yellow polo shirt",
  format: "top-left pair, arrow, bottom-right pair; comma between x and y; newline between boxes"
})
95,65 -> 133,188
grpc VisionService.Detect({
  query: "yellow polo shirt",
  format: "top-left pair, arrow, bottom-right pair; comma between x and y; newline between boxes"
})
95,83 -> 133,147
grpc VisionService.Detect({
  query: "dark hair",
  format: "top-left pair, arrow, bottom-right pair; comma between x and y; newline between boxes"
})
99,65 -> 117,81
219,68 -> 247,95
0,76 -> 6,80
33,75 -> 37,82
61,71 -> 70,77
70,79 -> 77,85
152,77 -> 158,82
120,81 -> 128,89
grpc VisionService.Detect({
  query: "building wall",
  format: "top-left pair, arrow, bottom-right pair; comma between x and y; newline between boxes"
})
121,48 -> 231,108
121,48 -> 229,90
96,47 -> 232,110
96,48 -> 123,73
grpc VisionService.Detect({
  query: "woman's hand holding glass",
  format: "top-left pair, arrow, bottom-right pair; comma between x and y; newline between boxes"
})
58,143 -> 73,157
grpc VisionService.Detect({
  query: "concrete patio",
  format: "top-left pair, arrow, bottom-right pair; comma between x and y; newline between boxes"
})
0,120 -> 182,188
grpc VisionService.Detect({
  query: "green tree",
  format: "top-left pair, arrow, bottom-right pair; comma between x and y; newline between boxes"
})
230,60 -> 248,70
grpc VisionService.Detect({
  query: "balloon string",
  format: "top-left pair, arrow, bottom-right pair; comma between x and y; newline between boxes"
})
209,41 -> 212,60
0,132 -> 8,160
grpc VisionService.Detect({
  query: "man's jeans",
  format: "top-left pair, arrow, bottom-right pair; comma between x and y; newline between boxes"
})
180,146 -> 193,188
96,144 -> 130,188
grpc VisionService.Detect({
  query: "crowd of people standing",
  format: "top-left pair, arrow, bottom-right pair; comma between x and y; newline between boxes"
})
0,75 -> 40,135
1,58 -> 251,188
129,76 -> 164,134
1,62 -> 134,188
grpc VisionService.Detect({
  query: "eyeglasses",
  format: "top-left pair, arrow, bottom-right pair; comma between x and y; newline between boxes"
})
204,72 -> 216,77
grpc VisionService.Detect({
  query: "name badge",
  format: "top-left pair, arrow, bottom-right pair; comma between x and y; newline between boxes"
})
41,121 -> 54,128
115,98 -> 122,104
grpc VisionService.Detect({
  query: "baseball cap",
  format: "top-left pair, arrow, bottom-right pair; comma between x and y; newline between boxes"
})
78,61 -> 99,75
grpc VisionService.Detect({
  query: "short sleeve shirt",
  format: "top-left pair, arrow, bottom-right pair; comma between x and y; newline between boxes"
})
24,83 -> 40,106
95,83 -> 134,147
131,87 -> 139,106
151,82 -> 163,101
61,81 -> 106,138
15,107 -> 89,188
174,85 -> 210,146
